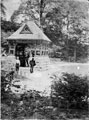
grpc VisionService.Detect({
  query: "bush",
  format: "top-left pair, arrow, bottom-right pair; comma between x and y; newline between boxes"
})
51,73 -> 89,110
1,70 -> 13,102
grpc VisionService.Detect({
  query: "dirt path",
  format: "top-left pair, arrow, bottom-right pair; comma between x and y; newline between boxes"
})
11,58 -> 89,95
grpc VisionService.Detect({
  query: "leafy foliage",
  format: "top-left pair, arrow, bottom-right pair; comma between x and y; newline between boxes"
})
0,0 -> 6,19
1,56 -> 16,103
44,0 -> 89,61
1,70 -> 89,119
60,37 -> 88,62
1,88 -> 51,119
51,73 -> 89,110
10,0 -> 51,24
1,20 -> 20,32
1,20 -> 20,52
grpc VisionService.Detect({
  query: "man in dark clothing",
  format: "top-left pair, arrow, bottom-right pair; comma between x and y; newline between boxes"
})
29,58 -> 36,73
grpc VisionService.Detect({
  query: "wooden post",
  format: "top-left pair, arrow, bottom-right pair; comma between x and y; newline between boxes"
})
40,44 -> 41,56
35,41 -> 36,56
14,43 -> 16,56
8,42 -> 11,55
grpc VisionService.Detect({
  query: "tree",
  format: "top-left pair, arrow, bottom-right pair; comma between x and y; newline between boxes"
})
0,0 -> 6,19
10,0 -> 40,24
10,10 -> 21,23
1,20 -> 20,32
10,0 -> 59,25
63,1 -> 89,61
1,69 -> 14,103
1,20 -> 20,52
51,73 -> 89,110
44,0 -> 89,61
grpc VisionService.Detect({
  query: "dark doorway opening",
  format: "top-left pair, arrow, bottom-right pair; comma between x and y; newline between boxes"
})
15,43 -> 27,67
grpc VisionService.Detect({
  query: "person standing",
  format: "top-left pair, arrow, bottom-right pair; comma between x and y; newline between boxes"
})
32,51 -> 35,57
16,56 -> 20,74
25,52 -> 29,67
29,58 -> 36,73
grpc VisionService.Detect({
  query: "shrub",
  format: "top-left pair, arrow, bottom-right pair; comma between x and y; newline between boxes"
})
1,70 -> 12,102
51,73 -> 89,110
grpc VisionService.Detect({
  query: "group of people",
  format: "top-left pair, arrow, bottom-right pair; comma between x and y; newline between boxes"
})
16,52 -> 36,74
25,51 -> 35,67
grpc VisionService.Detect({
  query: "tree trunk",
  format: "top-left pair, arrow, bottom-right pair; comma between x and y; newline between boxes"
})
40,0 -> 45,27
74,47 -> 76,62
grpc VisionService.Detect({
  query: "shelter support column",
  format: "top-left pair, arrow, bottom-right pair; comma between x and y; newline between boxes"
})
40,44 -> 42,56
35,49 -> 36,56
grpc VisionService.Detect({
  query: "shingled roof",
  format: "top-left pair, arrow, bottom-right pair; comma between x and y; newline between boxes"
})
7,21 -> 51,42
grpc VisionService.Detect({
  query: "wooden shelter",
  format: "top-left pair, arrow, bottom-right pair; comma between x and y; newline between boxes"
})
7,21 -> 51,66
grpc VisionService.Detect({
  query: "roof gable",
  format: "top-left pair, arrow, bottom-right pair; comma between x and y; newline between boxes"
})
7,21 -> 51,42
20,24 -> 33,34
